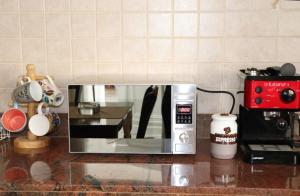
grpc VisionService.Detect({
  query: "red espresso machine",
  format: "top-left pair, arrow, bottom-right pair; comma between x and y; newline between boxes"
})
238,63 -> 300,164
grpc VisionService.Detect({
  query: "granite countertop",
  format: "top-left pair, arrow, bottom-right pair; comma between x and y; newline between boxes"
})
0,137 -> 299,195
0,114 -> 299,195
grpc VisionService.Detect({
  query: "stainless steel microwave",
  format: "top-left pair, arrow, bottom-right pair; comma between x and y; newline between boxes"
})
68,84 -> 197,154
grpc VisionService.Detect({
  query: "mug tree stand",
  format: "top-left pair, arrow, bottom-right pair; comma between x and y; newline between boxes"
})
13,64 -> 50,150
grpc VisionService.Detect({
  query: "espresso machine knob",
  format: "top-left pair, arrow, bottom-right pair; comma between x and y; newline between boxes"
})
280,88 -> 296,103
276,118 -> 288,131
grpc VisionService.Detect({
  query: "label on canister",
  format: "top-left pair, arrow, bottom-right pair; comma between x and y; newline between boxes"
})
210,129 -> 237,144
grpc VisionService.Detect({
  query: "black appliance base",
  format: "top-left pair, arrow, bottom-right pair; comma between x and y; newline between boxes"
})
240,144 -> 299,165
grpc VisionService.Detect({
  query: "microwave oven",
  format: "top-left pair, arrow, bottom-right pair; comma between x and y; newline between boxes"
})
68,84 -> 197,154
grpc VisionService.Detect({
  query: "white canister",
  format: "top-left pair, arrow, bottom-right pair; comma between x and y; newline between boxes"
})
210,113 -> 238,159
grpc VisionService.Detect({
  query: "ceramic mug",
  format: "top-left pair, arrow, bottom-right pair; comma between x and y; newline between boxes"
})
28,103 -> 50,136
28,103 -> 60,136
45,112 -> 60,134
1,107 -> 27,133
12,76 -> 43,103
38,75 -> 64,107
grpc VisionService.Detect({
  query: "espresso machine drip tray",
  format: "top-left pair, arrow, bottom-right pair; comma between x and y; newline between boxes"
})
240,143 -> 298,165
248,144 -> 293,151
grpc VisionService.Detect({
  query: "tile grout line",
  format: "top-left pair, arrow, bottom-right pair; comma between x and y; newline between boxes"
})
68,0 -> 73,83
221,4 -> 227,112
3,35 -> 300,39
196,0 -> 200,85
4,8 -> 300,14
17,0 -> 23,74
275,3 -> 280,63
146,0 -> 149,82
95,1 -> 99,83
171,0 -> 175,83
43,0 -> 48,75
121,0 -> 124,82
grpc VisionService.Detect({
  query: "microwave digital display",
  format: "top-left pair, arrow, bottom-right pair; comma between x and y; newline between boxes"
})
176,104 -> 192,124
176,104 -> 192,114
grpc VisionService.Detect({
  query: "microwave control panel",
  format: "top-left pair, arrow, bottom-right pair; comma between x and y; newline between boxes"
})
176,104 -> 192,124
171,84 -> 196,154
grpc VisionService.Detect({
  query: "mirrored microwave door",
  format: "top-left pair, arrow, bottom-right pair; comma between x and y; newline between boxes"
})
68,85 -> 171,140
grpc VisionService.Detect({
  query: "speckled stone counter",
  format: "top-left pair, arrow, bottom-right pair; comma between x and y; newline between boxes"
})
0,137 -> 299,196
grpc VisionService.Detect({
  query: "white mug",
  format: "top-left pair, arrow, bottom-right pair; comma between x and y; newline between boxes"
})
28,103 -> 50,136
12,76 -> 43,103
38,75 -> 64,107
28,103 -> 60,136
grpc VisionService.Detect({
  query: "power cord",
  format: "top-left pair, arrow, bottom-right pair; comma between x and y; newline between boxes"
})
196,87 -> 235,114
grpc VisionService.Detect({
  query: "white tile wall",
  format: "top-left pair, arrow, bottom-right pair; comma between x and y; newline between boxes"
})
226,0 -> 251,10
0,38 -> 21,62
148,0 -> 172,11
0,0 -> 300,114
174,13 -> 198,37
71,13 -> 96,37
20,0 -> 44,11
97,38 -> 121,62
71,0 -> 96,11
279,11 -> 300,36
46,13 -> 69,37
174,39 -> 198,61
199,0 -> 225,11
22,38 -> 45,62
45,0 -> 69,11
123,38 -> 147,61
199,13 -> 224,37
123,0 -> 146,11
0,0 -> 18,11
21,13 -> 45,37
72,38 -> 96,62
148,13 -> 172,37
73,62 -> 97,83
174,0 -> 198,11
97,0 -> 121,12
148,62 -> 172,82
123,13 -> 146,37
0,14 -> 19,37
0,63 -> 22,88
148,38 -> 172,62
46,38 -> 71,63
198,38 -> 224,62
97,13 -> 121,37
123,62 -> 147,82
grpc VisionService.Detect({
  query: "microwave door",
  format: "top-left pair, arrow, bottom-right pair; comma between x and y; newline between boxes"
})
68,85 -> 172,154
